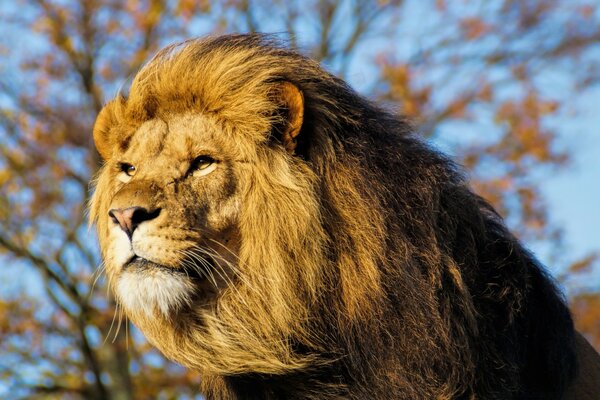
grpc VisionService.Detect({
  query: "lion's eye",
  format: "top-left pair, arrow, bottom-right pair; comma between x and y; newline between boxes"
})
191,156 -> 214,170
190,156 -> 217,177
117,162 -> 136,183
120,163 -> 136,176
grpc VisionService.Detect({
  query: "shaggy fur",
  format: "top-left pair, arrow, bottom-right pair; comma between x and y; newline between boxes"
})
90,34 -> 584,399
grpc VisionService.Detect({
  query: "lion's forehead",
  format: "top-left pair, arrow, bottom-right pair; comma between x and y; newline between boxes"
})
124,114 -> 222,160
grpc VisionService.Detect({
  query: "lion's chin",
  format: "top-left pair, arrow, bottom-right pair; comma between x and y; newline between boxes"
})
115,257 -> 198,318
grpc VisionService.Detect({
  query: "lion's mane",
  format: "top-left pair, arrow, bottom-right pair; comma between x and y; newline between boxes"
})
92,35 -> 579,399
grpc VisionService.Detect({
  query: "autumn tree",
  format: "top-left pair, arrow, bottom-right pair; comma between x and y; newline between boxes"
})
0,0 -> 598,398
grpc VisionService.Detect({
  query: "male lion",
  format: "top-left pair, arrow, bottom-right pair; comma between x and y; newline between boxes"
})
90,34 -> 600,399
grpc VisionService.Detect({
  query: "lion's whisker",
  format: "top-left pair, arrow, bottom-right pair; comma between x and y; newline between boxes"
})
179,247 -> 259,308
104,300 -> 119,346
186,245 -> 250,290
87,262 -> 107,300
112,303 -> 124,344
181,250 -> 220,288
208,238 -> 243,262
180,257 -> 212,284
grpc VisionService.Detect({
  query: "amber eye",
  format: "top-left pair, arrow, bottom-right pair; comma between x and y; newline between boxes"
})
120,163 -> 136,177
190,156 -> 214,171
189,156 -> 217,177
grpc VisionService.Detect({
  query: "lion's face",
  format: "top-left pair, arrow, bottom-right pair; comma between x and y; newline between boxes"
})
96,113 -> 246,319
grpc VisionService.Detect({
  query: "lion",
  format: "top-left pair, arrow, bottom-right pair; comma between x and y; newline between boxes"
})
89,34 -> 600,399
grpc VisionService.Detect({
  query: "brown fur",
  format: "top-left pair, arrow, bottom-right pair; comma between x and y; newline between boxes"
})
90,34 -> 596,399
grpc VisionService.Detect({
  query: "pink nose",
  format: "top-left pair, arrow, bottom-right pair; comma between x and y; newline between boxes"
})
108,207 -> 160,238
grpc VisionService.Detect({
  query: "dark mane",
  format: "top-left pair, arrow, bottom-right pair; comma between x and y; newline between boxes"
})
223,34 -> 577,399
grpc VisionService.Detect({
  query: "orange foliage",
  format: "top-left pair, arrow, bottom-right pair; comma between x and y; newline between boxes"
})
572,294 -> 600,350
460,17 -> 491,40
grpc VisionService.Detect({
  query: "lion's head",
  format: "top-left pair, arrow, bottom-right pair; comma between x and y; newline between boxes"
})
90,34 -> 385,377
90,35 -> 579,399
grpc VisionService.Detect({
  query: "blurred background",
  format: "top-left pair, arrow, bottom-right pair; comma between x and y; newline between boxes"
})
0,0 -> 599,398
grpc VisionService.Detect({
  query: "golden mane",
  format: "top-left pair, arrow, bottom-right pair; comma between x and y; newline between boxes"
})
91,34 -> 589,399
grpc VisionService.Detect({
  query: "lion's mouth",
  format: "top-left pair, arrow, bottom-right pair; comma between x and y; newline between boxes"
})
125,255 -> 209,282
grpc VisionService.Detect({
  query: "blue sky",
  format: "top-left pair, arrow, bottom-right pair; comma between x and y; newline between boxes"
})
543,85 -> 600,286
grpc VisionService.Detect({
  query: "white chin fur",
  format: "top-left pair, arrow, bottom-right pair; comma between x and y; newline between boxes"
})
116,268 -> 194,317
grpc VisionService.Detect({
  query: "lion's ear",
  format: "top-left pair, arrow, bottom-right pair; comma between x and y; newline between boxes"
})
93,98 -> 123,160
273,82 -> 304,154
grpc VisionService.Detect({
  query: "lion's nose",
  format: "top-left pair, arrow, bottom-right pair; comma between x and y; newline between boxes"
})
108,206 -> 161,239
